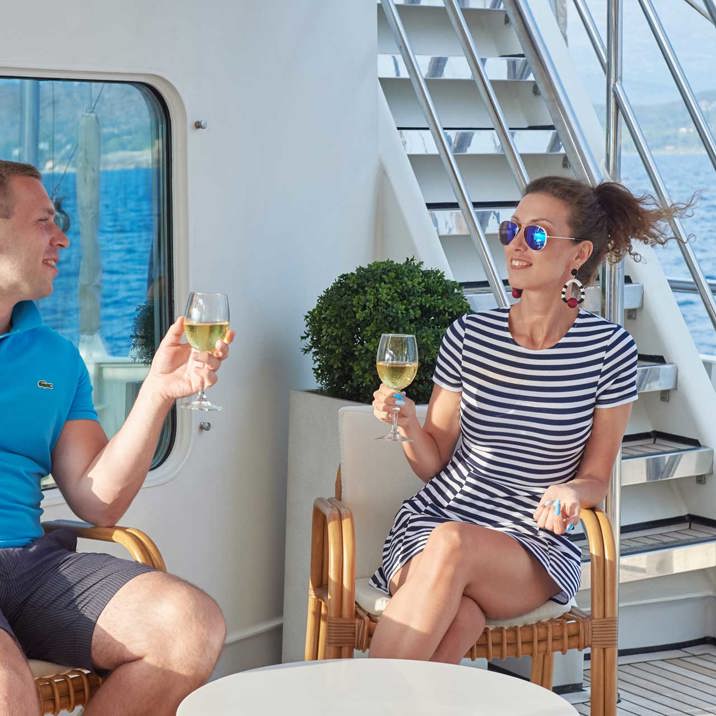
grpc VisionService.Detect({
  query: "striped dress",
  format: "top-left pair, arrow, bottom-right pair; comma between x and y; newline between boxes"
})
370,308 -> 638,604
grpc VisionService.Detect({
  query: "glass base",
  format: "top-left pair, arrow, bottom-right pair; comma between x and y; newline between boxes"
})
376,432 -> 412,443
182,399 -> 222,412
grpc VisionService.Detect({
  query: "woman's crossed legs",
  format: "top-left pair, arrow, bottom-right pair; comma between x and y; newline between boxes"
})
369,522 -> 560,664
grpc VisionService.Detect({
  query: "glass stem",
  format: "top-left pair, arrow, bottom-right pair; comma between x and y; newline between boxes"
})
197,369 -> 208,402
390,407 -> 400,439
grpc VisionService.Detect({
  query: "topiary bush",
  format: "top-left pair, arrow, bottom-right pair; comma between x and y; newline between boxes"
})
301,258 -> 470,404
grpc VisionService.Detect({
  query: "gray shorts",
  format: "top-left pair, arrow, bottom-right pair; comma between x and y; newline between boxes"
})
0,528 -> 153,670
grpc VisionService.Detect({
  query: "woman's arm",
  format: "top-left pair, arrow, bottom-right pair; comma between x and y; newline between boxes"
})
534,401 -> 633,534
373,383 -> 462,482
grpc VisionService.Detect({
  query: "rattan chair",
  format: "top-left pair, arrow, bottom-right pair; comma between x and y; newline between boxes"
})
304,406 -> 617,716
30,520 -> 166,715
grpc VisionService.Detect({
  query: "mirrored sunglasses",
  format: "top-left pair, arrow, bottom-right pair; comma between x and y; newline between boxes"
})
498,220 -> 577,251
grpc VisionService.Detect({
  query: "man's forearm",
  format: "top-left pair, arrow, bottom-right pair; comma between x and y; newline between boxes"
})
82,378 -> 173,524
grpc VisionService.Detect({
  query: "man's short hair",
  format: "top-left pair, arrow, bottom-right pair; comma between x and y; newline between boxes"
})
0,160 -> 42,218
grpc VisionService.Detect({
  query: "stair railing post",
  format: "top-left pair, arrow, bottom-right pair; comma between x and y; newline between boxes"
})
379,0 -> 508,308
605,0 -> 623,709
604,0 -> 623,544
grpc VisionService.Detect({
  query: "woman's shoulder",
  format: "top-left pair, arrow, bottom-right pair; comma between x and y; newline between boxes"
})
444,309 -> 509,338
463,307 -> 510,327
575,310 -> 636,346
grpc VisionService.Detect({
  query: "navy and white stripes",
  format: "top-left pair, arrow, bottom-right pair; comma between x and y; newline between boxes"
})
370,309 -> 638,605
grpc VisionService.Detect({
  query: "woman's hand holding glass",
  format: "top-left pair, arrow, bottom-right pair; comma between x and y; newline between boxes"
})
375,333 -> 419,442
533,485 -> 581,535
372,383 -> 417,430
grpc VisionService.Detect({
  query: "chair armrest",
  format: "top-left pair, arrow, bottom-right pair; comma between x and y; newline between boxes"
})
308,499 -> 343,615
578,507 -> 617,623
307,498 -> 356,660
42,520 -> 166,571
328,498 -> 356,621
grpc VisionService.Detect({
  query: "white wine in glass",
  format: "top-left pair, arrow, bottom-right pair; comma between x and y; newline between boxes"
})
376,333 -> 418,442
182,291 -> 230,411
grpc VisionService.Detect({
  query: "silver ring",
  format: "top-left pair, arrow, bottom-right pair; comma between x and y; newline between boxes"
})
541,499 -> 554,508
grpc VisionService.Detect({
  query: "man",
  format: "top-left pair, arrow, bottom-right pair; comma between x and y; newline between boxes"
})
0,160 -> 231,715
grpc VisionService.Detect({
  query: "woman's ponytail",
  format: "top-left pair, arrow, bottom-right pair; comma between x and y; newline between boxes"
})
523,176 -> 689,283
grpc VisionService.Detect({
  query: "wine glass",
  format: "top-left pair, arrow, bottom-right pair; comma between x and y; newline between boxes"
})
182,291 -> 230,411
376,333 -> 419,442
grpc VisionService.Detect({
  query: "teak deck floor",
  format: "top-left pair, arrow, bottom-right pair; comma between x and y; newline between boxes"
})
573,643 -> 716,715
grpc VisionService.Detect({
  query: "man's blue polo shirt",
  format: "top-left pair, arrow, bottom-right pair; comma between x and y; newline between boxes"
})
0,301 -> 98,547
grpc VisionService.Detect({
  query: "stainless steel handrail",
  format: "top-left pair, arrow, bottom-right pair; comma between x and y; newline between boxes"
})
638,0 -> 716,172
605,0 -> 622,182
502,0 -> 604,186
443,0 -> 529,191
572,0 -> 716,333
604,0 -> 624,653
379,0 -> 508,307
669,277 -> 716,295
684,0 -> 716,24
706,0 -> 716,25
571,0 -> 606,67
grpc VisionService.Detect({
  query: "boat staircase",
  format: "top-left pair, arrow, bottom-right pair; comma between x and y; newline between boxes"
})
378,0 -> 716,699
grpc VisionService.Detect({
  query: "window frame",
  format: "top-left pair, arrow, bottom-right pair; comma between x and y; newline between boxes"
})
0,74 -> 177,478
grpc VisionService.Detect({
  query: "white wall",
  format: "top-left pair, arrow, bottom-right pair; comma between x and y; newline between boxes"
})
1,0 -> 378,674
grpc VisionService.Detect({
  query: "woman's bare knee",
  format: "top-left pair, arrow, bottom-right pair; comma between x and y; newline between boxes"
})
422,523 -> 474,579
427,522 -> 467,552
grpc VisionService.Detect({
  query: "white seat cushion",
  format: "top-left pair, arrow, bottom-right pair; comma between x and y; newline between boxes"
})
355,577 -> 575,626
355,578 -> 392,616
29,659 -> 74,677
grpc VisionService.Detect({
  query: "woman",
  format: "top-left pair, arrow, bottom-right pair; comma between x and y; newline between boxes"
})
369,175 -> 680,664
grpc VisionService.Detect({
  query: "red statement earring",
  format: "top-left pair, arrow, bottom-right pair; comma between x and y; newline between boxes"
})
511,287 -> 522,299
561,268 -> 585,308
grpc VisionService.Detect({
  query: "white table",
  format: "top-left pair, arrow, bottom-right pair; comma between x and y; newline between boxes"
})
178,658 -> 578,715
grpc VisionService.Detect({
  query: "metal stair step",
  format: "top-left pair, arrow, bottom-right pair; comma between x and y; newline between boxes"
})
381,77 -> 553,129
378,4 -> 521,58
379,55 -> 529,81
399,129 -> 560,155
621,432 -> 713,487
636,357 -> 678,394
431,205 -> 517,236
576,516 -> 716,589
411,153 -> 570,204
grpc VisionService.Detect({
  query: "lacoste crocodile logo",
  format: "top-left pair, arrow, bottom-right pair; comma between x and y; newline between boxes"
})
37,380 -> 54,390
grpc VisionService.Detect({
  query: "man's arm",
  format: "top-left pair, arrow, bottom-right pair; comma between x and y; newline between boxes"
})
51,316 -> 233,525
